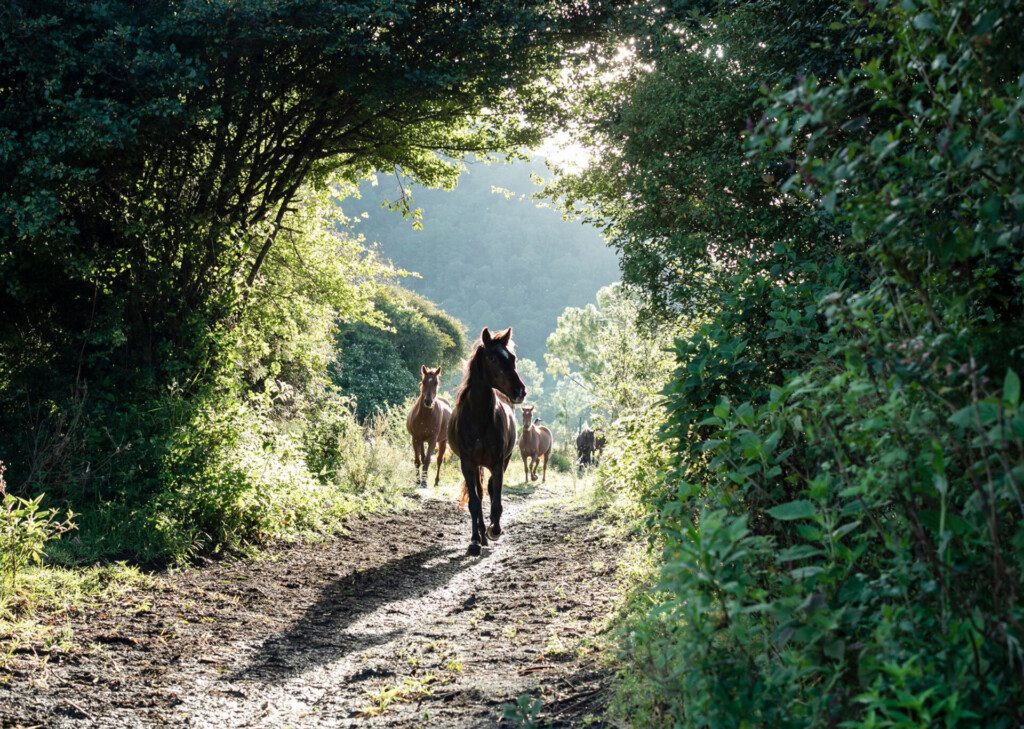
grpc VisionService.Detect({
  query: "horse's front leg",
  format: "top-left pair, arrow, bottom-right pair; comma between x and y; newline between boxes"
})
412,438 -> 423,486
523,455 -> 530,484
423,439 -> 436,489
487,463 -> 506,540
463,461 -> 486,555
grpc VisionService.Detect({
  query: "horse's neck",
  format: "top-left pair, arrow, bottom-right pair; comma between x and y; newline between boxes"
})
467,382 -> 494,414
465,362 -> 495,416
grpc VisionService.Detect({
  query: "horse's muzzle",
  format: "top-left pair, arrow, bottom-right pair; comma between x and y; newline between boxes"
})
511,387 -> 527,404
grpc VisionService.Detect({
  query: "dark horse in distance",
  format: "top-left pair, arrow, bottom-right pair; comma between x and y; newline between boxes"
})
576,427 -> 596,466
448,327 -> 527,556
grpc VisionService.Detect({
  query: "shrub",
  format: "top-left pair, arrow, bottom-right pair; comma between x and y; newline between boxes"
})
0,463 -> 76,598
548,450 -> 574,474
561,0 -> 1024,724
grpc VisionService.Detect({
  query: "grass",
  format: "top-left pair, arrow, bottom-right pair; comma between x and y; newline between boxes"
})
420,446 -> 591,504
358,639 -> 469,718
0,563 -> 154,672
1,422 -> 422,669
359,674 -> 443,717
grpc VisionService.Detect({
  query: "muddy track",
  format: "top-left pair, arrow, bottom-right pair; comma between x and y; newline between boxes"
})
1,490 -> 624,728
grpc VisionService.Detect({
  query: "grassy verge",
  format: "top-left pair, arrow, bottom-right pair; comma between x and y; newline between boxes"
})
580,462 -> 671,729
0,563 -> 153,673
0,406 -> 423,669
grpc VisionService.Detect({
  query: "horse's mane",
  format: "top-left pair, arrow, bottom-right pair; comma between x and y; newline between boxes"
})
455,334 -> 517,408
454,341 -> 485,407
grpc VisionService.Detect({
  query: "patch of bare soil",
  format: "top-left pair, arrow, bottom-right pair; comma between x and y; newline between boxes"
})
0,489 -> 624,728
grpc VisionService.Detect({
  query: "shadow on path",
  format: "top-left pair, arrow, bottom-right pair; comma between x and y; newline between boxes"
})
237,542 -> 485,683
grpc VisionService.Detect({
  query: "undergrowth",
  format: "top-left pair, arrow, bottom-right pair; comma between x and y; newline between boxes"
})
0,563 -> 153,671
0,394 -> 418,664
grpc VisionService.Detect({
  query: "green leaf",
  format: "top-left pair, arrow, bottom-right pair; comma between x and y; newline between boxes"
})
912,12 -> 937,31
767,500 -> 818,521
776,545 -> 824,562
823,639 -> 845,660
1004,369 -> 1020,408
790,565 -> 824,580
949,401 -> 1001,428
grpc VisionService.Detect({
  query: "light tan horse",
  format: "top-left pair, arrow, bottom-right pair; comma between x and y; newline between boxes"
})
406,366 -> 452,488
519,405 -> 553,483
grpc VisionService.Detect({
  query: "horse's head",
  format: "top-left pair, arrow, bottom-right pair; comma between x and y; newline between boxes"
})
521,405 -> 535,427
479,327 -> 527,404
419,365 -> 442,408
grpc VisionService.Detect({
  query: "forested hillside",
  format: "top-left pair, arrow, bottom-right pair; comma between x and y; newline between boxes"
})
345,159 -> 619,361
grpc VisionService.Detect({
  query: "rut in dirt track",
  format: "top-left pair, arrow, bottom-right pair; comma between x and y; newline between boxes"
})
1,489 -> 625,728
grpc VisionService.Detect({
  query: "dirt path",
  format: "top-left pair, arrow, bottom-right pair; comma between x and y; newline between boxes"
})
1,488 -> 624,728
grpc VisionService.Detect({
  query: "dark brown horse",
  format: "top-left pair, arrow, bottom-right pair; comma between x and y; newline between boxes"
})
448,327 -> 527,556
576,427 -> 596,466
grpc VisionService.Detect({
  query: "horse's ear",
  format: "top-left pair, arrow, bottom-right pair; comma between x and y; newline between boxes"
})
498,327 -> 512,345
481,327 -> 492,345
434,366 -> 442,376
421,364 -> 427,377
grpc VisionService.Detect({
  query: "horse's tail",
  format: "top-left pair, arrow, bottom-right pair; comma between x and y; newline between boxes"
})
458,467 -> 485,509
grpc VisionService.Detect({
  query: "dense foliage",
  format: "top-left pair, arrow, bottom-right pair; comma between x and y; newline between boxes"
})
555,0 -> 1024,724
0,0 -> 619,562
347,159 -> 620,360
334,286 -> 466,420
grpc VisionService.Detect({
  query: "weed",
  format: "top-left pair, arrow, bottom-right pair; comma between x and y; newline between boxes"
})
359,674 -> 440,718
502,694 -> 543,728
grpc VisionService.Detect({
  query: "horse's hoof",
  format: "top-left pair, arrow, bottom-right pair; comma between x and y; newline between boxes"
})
487,525 -> 502,540
467,543 -> 482,556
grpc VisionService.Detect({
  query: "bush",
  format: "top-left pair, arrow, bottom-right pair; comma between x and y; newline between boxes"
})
560,0 -> 1024,724
0,463 -> 75,598
548,450 -> 574,474
142,387 -> 415,564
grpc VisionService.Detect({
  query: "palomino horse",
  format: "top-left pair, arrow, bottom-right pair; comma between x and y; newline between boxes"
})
448,327 -> 526,556
576,427 -> 596,466
406,366 -> 452,488
519,405 -> 553,483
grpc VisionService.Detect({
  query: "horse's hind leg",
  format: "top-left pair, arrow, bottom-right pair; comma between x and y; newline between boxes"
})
434,440 -> 446,487
542,452 -> 548,483
487,463 -> 507,540
462,461 -> 486,555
